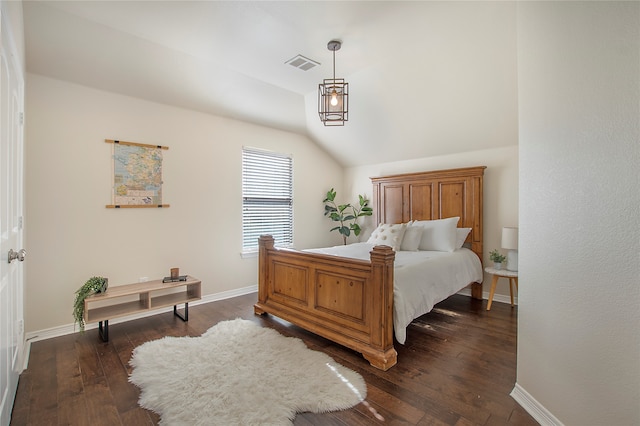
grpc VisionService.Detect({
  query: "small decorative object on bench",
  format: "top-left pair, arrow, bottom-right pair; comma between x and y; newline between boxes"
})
73,276 -> 108,332
170,267 -> 179,279
163,267 -> 186,282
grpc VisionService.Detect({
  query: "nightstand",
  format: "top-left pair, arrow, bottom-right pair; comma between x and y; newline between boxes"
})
484,267 -> 518,311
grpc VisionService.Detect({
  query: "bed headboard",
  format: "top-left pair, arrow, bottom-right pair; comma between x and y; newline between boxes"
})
371,166 -> 486,262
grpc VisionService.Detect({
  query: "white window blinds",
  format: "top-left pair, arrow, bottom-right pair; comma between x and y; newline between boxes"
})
242,147 -> 293,251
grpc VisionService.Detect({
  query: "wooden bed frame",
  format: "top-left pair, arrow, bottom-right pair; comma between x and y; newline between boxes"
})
254,166 -> 486,370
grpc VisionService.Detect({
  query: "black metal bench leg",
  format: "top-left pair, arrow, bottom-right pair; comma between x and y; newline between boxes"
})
173,303 -> 189,321
98,320 -> 109,342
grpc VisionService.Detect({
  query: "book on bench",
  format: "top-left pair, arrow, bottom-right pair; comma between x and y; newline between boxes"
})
162,275 -> 188,283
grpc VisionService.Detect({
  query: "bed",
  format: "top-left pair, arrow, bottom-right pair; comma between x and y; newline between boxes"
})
254,166 -> 486,370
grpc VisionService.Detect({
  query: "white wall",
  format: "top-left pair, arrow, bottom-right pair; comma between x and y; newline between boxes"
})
24,74 -> 343,333
516,2 -> 639,425
345,145 -> 519,298
304,1 -> 518,168
1,0 -> 24,69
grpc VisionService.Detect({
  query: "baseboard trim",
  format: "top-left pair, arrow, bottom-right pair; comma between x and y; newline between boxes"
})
511,382 -> 564,426
457,287 -> 517,306
23,285 -> 258,370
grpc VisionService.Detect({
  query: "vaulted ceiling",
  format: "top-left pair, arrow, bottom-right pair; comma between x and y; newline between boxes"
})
23,1 -> 518,167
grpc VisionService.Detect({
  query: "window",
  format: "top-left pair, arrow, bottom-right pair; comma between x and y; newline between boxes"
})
242,147 -> 293,252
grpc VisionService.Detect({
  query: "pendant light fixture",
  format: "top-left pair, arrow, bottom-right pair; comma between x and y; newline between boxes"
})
318,40 -> 349,126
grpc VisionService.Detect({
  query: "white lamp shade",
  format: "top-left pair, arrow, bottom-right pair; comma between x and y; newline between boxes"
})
501,227 -> 518,250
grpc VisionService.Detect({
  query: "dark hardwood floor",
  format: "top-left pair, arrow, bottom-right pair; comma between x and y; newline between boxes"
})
10,293 -> 537,425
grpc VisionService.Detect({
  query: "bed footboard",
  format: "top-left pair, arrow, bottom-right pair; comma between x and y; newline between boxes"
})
254,235 -> 397,371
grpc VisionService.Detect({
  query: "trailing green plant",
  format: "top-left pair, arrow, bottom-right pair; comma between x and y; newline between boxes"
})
73,276 -> 108,332
489,249 -> 506,264
323,188 -> 373,245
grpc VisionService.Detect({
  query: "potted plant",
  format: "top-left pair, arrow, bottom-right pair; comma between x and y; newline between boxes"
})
73,276 -> 108,331
489,249 -> 506,269
323,189 -> 373,245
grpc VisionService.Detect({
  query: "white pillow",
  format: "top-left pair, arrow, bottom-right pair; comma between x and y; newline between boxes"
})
400,225 -> 423,251
456,227 -> 472,249
413,217 -> 460,252
367,223 -> 407,251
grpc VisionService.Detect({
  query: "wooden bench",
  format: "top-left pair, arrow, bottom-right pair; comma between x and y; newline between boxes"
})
83,276 -> 202,341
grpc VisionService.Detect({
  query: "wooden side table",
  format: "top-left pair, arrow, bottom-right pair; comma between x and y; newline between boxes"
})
484,267 -> 518,311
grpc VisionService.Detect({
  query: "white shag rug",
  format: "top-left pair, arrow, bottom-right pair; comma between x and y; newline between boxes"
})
129,318 -> 367,425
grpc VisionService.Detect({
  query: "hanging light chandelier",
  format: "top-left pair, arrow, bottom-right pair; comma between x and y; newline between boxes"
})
318,40 -> 349,126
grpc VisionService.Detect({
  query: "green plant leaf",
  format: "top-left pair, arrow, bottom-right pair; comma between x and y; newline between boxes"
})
324,205 -> 337,216
324,188 -> 336,202
360,206 -> 373,214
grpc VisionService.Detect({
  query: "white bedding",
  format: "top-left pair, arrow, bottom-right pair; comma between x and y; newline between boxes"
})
305,243 -> 483,344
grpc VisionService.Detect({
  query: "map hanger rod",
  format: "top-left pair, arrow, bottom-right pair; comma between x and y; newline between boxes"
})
105,139 -> 168,150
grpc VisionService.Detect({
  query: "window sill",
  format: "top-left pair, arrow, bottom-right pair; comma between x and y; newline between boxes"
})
240,250 -> 258,259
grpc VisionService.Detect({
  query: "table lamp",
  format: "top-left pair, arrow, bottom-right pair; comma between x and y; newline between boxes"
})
502,227 -> 518,271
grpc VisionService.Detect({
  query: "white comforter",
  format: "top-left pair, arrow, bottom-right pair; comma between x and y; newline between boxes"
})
306,243 -> 483,344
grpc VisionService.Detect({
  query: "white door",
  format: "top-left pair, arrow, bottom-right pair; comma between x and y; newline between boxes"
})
0,12 -> 25,425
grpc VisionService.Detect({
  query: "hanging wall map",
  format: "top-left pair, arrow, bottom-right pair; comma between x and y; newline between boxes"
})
105,139 -> 169,208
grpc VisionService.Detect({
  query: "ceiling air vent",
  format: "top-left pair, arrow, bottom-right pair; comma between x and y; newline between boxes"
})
285,54 -> 320,71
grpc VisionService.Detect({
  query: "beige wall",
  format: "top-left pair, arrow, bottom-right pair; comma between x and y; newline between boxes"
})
24,74 -> 343,333
24,73 -> 518,334
516,2 -> 639,425
344,146 -> 519,299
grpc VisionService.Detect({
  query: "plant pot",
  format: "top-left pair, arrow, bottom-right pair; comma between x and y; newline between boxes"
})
494,262 -> 502,270
98,278 -> 108,293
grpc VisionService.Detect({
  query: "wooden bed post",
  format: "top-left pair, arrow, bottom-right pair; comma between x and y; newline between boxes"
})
255,235 -> 274,314
364,244 -> 398,371
471,282 -> 483,300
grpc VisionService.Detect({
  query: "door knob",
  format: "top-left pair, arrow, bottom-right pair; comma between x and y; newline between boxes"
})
8,248 -> 26,263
